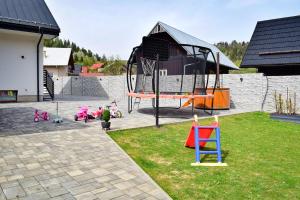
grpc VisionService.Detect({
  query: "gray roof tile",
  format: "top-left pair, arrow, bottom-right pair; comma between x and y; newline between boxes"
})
0,0 -> 60,35
241,15 -> 300,67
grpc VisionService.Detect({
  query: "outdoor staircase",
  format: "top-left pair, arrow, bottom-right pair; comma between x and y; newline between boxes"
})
43,69 -> 54,101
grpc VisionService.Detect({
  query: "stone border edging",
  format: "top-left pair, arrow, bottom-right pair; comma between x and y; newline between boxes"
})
105,131 -> 173,200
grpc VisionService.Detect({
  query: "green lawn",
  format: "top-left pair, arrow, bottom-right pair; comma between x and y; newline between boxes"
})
109,112 -> 300,200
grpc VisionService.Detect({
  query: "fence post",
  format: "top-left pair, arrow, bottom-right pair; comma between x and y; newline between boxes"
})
81,77 -> 83,96
155,54 -> 160,128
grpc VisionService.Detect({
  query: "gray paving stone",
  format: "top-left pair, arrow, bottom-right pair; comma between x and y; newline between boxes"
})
95,189 -> 125,200
23,184 -> 45,195
67,170 -> 84,177
61,180 -> 79,189
0,187 -> 6,200
46,187 -> 69,198
138,183 -> 157,193
34,174 -> 51,182
51,193 -> 76,200
114,180 -> 136,190
75,192 -> 97,200
68,183 -> 97,196
18,177 -> 39,188
18,192 -> 50,200
72,172 -> 98,183
0,170 -> 13,177
113,195 -> 132,200
91,187 -> 109,195
117,172 -> 136,180
95,175 -> 112,183
0,99 -> 188,200
123,187 -> 144,197
1,181 -> 19,189
149,189 -> 168,200
134,193 -> 153,200
3,185 -> 26,199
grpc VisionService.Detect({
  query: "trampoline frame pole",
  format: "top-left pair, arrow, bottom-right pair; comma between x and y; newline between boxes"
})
155,54 -> 160,128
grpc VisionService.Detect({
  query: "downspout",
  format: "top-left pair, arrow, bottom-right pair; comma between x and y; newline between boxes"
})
37,29 -> 44,102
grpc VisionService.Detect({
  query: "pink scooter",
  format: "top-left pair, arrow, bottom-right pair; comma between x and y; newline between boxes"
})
74,106 -> 88,123
34,110 -> 50,122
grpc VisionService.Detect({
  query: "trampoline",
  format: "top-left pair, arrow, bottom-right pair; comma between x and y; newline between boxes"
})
126,34 -> 218,127
128,92 -> 213,100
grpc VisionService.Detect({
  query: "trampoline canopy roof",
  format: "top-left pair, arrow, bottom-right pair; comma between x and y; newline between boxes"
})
148,21 -> 239,70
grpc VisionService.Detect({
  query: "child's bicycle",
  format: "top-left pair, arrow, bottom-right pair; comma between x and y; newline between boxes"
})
106,100 -> 122,118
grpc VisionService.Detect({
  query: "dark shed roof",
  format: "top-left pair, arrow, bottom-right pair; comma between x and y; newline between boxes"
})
0,0 -> 60,35
241,15 -> 300,69
150,22 -> 239,70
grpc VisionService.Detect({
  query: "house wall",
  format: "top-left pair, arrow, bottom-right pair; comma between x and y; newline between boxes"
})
0,30 -> 44,102
45,65 -> 68,76
53,74 -> 300,113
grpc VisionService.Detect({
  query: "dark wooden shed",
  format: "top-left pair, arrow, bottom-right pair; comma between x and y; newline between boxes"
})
134,21 -> 239,75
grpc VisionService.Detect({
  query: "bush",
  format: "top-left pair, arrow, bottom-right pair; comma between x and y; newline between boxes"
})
102,110 -> 110,122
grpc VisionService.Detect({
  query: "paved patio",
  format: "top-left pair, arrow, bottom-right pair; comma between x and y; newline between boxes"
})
0,97 -> 252,199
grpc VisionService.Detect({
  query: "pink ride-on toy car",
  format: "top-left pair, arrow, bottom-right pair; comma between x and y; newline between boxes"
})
91,107 -> 104,120
34,110 -> 50,122
74,106 -> 88,123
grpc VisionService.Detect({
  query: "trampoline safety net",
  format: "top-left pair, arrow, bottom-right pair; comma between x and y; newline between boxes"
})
128,36 -> 209,96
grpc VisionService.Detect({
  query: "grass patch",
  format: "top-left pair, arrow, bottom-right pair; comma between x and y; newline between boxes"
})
109,112 -> 300,200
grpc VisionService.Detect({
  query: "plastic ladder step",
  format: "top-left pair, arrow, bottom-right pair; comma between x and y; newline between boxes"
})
199,151 -> 218,154
198,138 -> 217,142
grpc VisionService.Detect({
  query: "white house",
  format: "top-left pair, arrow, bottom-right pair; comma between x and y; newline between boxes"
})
43,47 -> 74,77
0,0 -> 60,102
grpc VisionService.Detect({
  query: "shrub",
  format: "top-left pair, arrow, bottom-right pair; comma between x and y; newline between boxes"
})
274,88 -> 297,115
102,110 -> 110,122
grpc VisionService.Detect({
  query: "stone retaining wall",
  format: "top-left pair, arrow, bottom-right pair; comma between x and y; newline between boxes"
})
53,74 -> 300,113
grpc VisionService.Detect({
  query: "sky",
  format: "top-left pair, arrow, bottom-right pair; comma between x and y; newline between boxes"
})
45,0 -> 300,59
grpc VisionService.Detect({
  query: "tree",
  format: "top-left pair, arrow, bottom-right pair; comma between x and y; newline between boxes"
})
101,57 -> 125,75
101,54 -> 107,62
95,53 -> 101,61
45,37 -> 156,75
215,40 -> 249,67
81,48 -> 87,55
73,54 -> 78,62
71,42 -> 76,52
87,50 -> 93,57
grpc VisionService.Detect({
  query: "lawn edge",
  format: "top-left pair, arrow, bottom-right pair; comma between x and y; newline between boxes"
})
105,131 -> 173,200
108,110 -> 259,132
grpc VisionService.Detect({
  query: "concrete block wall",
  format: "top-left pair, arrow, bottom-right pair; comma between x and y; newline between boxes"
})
262,75 -> 300,112
222,74 -> 264,112
53,74 -> 300,113
218,73 -> 300,113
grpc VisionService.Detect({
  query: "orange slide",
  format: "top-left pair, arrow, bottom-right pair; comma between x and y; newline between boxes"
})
181,88 -> 230,110
185,115 -> 219,148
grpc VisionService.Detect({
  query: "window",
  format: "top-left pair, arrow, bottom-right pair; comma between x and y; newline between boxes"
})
159,69 -> 167,76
